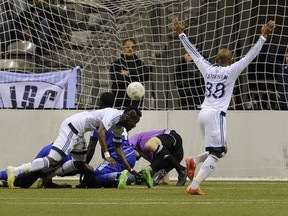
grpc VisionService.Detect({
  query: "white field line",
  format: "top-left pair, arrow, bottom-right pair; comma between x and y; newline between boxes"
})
1,200 -> 288,205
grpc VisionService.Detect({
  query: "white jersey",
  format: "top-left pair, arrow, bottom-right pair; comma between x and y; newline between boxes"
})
49,107 -> 124,160
64,107 -> 123,135
179,33 -> 266,112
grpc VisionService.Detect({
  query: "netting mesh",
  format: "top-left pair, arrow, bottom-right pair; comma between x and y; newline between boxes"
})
0,0 -> 287,110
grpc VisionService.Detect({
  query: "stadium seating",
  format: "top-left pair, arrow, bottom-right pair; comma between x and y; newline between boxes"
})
5,40 -> 36,61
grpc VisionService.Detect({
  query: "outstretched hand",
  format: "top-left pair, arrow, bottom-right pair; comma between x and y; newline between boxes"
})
105,156 -> 117,167
129,168 -> 141,178
172,18 -> 185,35
261,20 -> 276,38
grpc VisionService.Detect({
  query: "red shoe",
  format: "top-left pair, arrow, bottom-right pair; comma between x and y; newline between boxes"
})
187,186 -> 207,196
185,157 -> 196,181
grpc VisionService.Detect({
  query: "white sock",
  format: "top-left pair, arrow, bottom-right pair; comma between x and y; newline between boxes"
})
54,160 -> 76,176
14,157 -> 49,176
191,155 -> 219,189
193,152 -> 209,164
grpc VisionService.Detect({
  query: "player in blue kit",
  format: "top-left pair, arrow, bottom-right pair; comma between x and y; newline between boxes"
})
80,129 -> 146,188
172,18 -> 275,195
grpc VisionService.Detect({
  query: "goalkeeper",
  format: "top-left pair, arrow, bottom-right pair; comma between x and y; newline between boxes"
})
172,18 -> 275,195
117,129 -> 187,188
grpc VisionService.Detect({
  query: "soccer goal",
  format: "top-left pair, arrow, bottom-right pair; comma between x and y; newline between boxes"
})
0,0 -> 287,110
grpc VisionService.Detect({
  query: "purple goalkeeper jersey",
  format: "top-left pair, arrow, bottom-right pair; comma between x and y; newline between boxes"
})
129,129 -> 170,162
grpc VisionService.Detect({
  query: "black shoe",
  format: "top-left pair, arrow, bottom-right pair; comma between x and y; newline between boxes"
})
44,182 -> 72,188
152,169 -> 167,186
43,179 -> 72,188
176,170 -> 187,186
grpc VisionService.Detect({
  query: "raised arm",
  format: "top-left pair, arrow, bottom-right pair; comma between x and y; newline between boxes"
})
172,18 -> 185,35
261,20 -> 276,39
231,20 -> 276,74
172,18 -> 211,75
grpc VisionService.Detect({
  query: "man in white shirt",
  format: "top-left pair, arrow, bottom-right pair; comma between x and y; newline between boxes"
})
172,18 -> 275,195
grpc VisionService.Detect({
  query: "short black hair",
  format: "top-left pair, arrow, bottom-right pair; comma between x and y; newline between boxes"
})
124,105 -> 142,117
98,92 -> 115,108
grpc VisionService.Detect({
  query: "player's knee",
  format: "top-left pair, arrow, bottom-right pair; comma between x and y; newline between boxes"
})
219,152 -> 226,158
73,161 -> 86,170
219,147 -> 228,158
209,147 -> 227,159
210,151 -> 224,159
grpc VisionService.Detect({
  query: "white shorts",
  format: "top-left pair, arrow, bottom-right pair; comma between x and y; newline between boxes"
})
198,109 -> 227,152
48,121 -> 87,162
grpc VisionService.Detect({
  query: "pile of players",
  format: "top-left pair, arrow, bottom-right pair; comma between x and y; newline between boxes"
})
0,92 -> 187,190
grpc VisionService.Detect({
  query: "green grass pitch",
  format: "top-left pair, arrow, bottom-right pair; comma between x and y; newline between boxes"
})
0,180 -> 287,216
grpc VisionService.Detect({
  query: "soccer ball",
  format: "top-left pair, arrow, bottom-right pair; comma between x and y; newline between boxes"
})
126,82 -> 145,100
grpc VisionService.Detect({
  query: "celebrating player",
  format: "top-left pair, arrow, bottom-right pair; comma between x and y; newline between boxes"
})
6,105 -> 142,189
172,18 -> 275,195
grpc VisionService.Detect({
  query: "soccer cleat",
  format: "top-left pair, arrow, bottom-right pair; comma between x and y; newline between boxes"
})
152,169 -> 167,186
37,178 -> 44,188
118,169 -> 129,189
186,186 -> 207,195
176,169 -> 187,186
185,157 -> 197,181
6,166 -> 16,189
141,169 -> 153,188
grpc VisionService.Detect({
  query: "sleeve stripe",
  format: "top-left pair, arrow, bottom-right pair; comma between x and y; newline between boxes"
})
179,34 -> 201,58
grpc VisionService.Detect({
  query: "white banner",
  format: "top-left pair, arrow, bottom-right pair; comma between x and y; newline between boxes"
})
0,66 -> 79,108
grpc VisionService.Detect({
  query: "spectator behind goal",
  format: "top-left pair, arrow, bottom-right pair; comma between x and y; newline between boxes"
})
0,0 -> 69,55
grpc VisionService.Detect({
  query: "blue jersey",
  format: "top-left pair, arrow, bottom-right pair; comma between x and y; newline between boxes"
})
90,130 -> 114,153
90,129 -> 131,158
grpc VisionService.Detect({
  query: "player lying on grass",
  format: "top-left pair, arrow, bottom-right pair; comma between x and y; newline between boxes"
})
0,143 -> 73,188
0,129 -> 152,188
172,18 -> 276,195
0,130 -> 115,188
117,129 -> 187,188
76,128 -> 153,188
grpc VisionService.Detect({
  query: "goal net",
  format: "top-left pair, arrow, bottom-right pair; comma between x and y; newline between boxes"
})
0,0 -> 287,110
